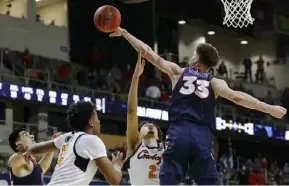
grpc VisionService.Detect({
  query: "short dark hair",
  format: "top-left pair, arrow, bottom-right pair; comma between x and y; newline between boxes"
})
196,43 -> 219,69
67,101 -> 96,132
9,129 -> 24,152
138,121 -> 163,142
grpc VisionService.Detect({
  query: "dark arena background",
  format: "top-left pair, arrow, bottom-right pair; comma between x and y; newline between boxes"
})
1,0 -> 289,184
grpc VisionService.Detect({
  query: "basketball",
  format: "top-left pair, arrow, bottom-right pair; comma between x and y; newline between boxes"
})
94,5 -> 121,33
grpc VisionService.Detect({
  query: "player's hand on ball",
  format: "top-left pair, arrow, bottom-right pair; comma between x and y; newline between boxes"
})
268,105 -> 287,119
133,52 -> 145,77
109,27 -> 124,37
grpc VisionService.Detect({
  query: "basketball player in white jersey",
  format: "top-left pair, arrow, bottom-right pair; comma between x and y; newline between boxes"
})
126,52 -> 165,185
25,101 -> 124,185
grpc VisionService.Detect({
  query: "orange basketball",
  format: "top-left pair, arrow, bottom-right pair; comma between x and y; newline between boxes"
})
94,5 -> 121,33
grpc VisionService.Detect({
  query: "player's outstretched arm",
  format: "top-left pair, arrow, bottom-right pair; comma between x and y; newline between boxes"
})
126,53 -> 144,154
110,27 -> 182,76
211,78 -> 287,119
27,140 -> 59,154
38,132 -> 61,174
27,133 -> 66,155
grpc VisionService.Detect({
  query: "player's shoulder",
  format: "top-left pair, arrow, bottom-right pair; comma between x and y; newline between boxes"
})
58,132 -> 74,141
8,153 -> 25,168
75,134 -> 106,154
210,77 -> 226,85
77,134 -> 104,145
80,133 -> 102,140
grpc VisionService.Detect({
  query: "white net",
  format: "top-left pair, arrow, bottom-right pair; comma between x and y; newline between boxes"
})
221,0 -> 255,28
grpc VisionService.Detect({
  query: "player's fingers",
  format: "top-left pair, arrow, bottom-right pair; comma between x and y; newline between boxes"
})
109,33 -> 116,37
116,151 -> 120,158
111,153 -> 116,159
119,152 -> 123,159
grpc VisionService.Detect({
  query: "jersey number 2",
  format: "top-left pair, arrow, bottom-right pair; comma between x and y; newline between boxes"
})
148,165 -> 157,179
179,76 -> 210,98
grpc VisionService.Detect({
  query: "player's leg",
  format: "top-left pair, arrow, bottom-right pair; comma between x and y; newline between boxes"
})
190,152 -> 218,185
159,159 -> 183,185
159,125 -> 192,185
188,126 -> 218,185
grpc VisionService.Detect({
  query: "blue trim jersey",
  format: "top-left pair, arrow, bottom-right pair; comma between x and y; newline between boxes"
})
10,164 -> 43,185
169,67 -> 216,130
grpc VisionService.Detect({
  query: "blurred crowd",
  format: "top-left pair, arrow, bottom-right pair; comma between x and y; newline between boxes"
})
2,47 -> 288,125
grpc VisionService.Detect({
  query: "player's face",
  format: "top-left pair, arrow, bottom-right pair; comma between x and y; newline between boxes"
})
16,131 -> 35,147
89,110 -> 101,135
140,123 -> 159,140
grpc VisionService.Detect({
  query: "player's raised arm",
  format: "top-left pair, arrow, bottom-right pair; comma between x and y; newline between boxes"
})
211,78 -> 287,118
37,132 -> 61,174
110,27 -> 182,76
27,133 -> 67,155
126,53 -> 144,153
27,140 -> 59,154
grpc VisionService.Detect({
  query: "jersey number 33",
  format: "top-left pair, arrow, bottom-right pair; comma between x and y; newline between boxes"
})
179,76 -> 210,98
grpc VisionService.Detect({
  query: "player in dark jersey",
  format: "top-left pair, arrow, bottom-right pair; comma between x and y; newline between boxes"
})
110,27 -> 287,185
8,130 -> 59,185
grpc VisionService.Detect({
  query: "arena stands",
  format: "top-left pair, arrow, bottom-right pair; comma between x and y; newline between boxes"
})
1,0 -> 289,185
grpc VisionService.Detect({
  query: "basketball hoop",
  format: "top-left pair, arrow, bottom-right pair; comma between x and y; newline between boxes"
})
221,0 -> 255,28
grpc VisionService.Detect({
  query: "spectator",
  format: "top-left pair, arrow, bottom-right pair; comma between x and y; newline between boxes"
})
239,166 -> 249,185
255,55 -> 265,82
87,69 -> 98,88
243,55 -> 253,82
110,64 -> 121,81
217,61 -> 228,78
36,14 -> 42,23
57,63 -> 70,82
271,160 -> 278,173
22,48 -> 33,68
160,85 -> 169,102
145,85 -> 161,99
220,154 -> 228,169
274,169 -> 283,185
76,69 -> 86,85
50,20 -> 55,26
257,169 -> 265,185
246,159 -> 254,169
106,72 -> 116,89
283,163 -> 289,174
122,64 -> 133,81
254,154 -> 262,170
248,169 -> 258,185
261,157 -> 268,171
